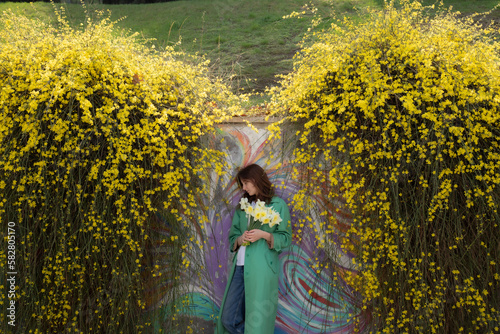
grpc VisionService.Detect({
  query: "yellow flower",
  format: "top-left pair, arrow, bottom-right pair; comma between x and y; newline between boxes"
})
253,207 -> 267,221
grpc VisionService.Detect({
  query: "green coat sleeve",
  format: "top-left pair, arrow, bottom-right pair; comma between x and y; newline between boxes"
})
269,198 -> 292,253
228,205 -> 245,253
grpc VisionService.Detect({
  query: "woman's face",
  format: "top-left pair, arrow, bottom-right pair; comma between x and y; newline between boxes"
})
241,179 -> 258,196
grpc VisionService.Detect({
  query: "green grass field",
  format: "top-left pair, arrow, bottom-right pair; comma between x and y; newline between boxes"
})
1,0 -> 500,96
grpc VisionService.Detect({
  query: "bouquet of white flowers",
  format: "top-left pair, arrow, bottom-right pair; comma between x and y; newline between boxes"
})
239,198 -> 282,246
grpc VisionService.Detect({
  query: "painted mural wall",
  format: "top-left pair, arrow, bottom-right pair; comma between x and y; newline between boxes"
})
148,118 -> 369,333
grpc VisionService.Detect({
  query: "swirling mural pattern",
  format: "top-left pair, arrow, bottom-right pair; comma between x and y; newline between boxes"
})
147,121 -> 369,333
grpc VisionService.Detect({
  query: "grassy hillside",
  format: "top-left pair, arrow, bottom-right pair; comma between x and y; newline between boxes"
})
1,0 -> 500,96
0,0 -> 360,94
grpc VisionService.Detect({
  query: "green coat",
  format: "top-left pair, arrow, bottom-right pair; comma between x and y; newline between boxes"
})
216,196 -> 292,334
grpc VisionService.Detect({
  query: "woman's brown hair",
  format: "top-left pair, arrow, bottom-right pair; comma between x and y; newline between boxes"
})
237,163 -> 274,203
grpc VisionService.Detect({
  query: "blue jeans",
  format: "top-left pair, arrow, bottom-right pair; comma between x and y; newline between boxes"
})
221,265 -> 245,334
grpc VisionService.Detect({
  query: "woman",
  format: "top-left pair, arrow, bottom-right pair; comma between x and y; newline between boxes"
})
216,164 -> 292,334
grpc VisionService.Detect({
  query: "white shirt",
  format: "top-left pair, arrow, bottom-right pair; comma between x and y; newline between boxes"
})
236,201 -> 255,266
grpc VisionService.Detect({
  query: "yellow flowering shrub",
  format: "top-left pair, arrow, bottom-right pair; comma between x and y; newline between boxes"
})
0,8 -> 238,333
271,1 -> 500,332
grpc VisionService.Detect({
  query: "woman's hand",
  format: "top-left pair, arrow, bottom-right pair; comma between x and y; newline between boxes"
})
239,231 -> 250,245
245,229 -> 271,243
